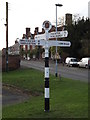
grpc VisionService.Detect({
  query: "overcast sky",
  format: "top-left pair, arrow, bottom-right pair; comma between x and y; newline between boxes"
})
0,0 -> 89,50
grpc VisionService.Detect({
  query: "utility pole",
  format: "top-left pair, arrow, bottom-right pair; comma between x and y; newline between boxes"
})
6,2 -> 8,72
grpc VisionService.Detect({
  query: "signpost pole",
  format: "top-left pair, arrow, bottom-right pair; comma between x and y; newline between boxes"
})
44,46 -> 49,111
44,30 -> 50,111
42,21 -> 52,111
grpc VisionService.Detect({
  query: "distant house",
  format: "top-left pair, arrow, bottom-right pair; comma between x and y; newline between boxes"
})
8,41 -> 20,55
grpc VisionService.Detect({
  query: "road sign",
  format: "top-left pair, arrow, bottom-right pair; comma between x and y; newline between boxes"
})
19,39 -> 71,47
19,39 -> 46,46
48,40 -> 71,47
35,34 -> 46,40
49,30 -> 68,39
19,39 -> 35,45
35,30 -> 68,40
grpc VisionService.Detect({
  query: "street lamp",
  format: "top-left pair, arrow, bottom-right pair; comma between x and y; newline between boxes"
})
55,3 -> 63,77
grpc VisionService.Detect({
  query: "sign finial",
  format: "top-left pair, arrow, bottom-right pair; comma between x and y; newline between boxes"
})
42,20 -> 52,32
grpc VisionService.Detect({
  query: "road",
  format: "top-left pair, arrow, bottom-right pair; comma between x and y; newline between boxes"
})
2,85 -> 29,106
21,60 -> 89,82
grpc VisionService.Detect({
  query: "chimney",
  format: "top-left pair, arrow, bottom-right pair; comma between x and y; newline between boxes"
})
26,28 -> 30,38
35,27 -> 39,33
15,40 -> 18,44
42,28 -> 45,33
22,34 -> 26,39
34,27 -> 39,35
65,13 -> 72,26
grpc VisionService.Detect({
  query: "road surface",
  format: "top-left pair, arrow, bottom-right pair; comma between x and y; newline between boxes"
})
21,60 -> 89,82
2,85 -> 29,106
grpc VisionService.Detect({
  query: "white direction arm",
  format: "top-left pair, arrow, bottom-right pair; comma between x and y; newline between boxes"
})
48,40 -> 71,47
19,39 -> 71,47
19,39 -> 46,46
35,34 -> 46,40
49,30 -> 68,38
19,39 -> 36,45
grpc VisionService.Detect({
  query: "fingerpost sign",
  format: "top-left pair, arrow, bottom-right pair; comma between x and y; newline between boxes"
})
19,20 -> 71,112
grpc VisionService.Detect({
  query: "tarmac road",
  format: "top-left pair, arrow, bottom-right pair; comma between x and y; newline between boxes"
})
21,60 -> 89,82
2,85 -> 29,106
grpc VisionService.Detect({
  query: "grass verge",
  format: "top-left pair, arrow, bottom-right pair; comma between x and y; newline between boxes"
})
2,68 -> 88,118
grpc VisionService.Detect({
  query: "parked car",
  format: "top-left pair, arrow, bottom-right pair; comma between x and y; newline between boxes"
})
78,57 -> 90,68
65,57 -> 78,67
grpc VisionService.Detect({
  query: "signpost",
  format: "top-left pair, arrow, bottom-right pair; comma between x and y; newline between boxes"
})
19,39 -> 71,47
19,20 -> 71,112
48,40 -> 71,47
35,30 -> 68,40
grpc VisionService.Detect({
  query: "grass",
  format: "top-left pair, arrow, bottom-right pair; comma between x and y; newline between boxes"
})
2,68 -> 44,93
2,68 -> 88,118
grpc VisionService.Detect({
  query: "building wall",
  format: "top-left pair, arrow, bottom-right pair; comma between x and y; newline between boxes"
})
2,55 -> 20,71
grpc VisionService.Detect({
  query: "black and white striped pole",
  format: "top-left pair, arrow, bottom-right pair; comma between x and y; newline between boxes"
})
45,44 -> 49,111
42,21 -> 52,111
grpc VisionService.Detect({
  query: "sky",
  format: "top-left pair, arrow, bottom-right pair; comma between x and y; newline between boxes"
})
0,0 -> 89,50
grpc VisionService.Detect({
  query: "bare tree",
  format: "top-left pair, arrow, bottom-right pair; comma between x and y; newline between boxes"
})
72,13 -> 80,25
52,16 -> 65,27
